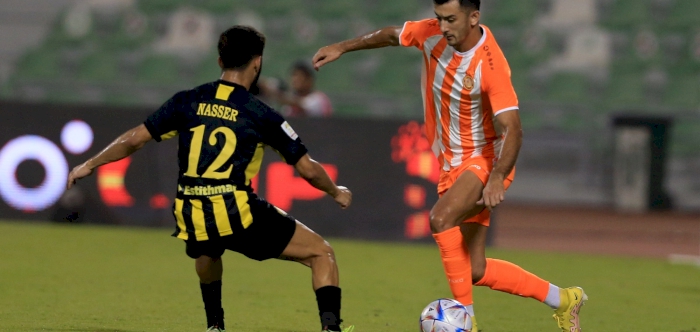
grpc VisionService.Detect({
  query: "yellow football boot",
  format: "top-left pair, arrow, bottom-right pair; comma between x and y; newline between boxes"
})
553,287 -> 587,332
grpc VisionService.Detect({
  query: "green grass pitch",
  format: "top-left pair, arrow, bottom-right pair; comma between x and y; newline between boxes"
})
1,220 -> 699,331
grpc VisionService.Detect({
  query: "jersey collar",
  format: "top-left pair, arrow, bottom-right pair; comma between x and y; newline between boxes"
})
454,25 -> 487,57
217,79 -> 247,91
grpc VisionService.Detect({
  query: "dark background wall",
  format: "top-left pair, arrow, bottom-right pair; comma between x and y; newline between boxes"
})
0,102 -> 439,241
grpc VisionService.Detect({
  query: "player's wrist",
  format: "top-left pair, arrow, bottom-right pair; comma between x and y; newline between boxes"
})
329,186 -> 341,198
337,41 -> 350,54
489,171 -> 506,181
84,160 -> 98,171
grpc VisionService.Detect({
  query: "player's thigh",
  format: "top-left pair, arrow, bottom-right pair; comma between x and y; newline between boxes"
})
431,169 -> 486,229
278,221 -> 333,264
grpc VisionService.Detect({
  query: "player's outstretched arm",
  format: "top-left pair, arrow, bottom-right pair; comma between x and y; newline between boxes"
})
66,124 -> 153,190
294,154 -> 352,209
477,110 -> 523,210
312,26 -> 402,70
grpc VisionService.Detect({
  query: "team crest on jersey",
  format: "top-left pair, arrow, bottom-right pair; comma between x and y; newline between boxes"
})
463,75 -> 475,90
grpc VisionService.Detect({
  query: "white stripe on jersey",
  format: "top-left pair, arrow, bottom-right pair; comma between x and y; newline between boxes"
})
448,54 -> 474,167
432,44 -> 457,171
470,61 -> 485,158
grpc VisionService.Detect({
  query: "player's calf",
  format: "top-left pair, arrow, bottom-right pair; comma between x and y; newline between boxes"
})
470,260 -> 486,284
278,222 -> 346,331
458,222 -> 489,285
193,255 -> 225,330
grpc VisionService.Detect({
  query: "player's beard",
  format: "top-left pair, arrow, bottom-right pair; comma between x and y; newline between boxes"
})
250,58 -> 263,95
252,58 -> 263,87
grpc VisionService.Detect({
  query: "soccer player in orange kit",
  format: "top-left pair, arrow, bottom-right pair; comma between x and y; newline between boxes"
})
312,1 -> 586,331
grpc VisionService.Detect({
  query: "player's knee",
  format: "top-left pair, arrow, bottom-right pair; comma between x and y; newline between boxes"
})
195,255 -> 221,283
301,240 -> 335,268
306,239 -> 334,264
429,212 -> 455,233
316,240 -> 335,260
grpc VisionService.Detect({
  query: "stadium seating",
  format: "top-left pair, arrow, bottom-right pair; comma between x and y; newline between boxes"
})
482,0 -> 537,27
665,0 -> 700,31
3,0 -> 699,124
15,47 -> 63,80
663,73 -> 700,109
546,73 -> 590,105
600,0 -> 651,30
136,55 -> 181,85
77,52 -> 119,82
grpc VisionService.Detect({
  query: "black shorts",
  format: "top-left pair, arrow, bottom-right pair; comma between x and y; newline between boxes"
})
184,196 -> 297,261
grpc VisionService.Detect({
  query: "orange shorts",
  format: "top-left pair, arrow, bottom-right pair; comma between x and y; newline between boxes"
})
437,157 -> 515,226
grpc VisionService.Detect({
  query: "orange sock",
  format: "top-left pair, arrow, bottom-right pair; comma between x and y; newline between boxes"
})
475,258 -> 549,302
433,226 -> 473,306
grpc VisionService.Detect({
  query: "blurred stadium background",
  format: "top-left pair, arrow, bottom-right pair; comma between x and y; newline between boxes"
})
1,0 -> 700,330
1,0 -> 699,250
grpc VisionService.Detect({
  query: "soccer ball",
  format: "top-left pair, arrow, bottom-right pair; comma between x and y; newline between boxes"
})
419,298 -> 473,332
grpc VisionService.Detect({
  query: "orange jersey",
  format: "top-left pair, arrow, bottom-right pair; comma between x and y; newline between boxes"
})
400,19 -> 518,171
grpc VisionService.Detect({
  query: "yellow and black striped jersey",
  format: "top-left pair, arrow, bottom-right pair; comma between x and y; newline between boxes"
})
143,80 -> 308,241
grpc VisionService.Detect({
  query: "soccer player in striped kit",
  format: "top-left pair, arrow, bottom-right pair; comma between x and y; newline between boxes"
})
313,1 -> 586,331
68,25 -> 354,332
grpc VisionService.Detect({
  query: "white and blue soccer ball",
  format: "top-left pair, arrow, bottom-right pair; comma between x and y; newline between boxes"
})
419,298 -> 473,332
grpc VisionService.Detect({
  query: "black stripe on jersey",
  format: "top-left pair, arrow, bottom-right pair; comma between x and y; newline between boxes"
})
173,198 -> 191,241
223,193 -> 245,232
173,191 -> 259,242
210,194 -> 236,236
201,197 -> 221,240
181,199 -> 199,241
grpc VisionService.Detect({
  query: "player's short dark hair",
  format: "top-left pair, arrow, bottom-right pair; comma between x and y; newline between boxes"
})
291,60 -> 315,79
433,0 -> 480,10
218,25 -> 266,70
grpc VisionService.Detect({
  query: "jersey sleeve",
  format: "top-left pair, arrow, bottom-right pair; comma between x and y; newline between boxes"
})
482,48 -> 519,116
259,107 -> 309,165
144,91 -> 188,142
399,18 -> 441,51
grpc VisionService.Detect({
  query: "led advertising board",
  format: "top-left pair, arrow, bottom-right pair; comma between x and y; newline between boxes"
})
0,102 -> 439,241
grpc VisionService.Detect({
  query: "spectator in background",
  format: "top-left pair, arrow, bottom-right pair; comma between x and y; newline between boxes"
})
261,60 -> 333,117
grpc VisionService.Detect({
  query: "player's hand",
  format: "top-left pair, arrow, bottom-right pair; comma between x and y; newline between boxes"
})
476,175 -> 505,211
67,163 -> 94,190
312,44 -> 344,70
332,186 -> 352,209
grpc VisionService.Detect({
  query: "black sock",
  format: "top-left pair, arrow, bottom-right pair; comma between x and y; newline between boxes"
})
315,286 -> 342,331
200,280 -> 224,329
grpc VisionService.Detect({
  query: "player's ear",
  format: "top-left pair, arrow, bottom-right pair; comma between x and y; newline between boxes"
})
218,57 -> 224,70
469,9 -> 480,27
